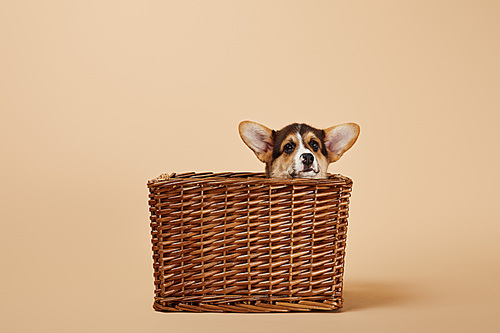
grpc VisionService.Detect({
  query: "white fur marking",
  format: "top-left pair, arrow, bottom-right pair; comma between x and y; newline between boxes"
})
294,133 -> 318,174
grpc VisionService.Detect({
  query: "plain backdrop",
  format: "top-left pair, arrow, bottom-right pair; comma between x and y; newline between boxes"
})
1,1 -> 499,332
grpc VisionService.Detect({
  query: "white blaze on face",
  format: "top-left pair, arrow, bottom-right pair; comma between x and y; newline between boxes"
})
294,133 -> 318,174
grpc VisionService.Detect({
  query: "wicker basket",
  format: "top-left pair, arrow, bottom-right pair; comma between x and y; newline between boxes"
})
147,172 -> 353,312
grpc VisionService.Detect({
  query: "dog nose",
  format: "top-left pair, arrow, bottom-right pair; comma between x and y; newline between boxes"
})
301,153 -> 314,166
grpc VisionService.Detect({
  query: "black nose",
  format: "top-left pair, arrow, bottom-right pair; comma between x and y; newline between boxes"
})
301,153 -> 314,166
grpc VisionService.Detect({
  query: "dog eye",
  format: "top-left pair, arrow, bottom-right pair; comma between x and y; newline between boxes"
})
284,143 -> 295,154
310,140 -> 319,152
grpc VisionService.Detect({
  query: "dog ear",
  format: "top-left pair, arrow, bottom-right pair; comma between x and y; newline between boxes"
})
239,121 -> 274,164
324,123 -> 360,162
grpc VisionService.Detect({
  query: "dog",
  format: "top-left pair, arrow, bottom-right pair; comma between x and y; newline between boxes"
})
239,121 -> 360,179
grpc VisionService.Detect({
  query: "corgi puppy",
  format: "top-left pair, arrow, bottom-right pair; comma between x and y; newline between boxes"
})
239,121 -> 360,179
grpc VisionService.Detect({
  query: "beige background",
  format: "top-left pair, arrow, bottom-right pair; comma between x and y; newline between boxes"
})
1,1 -> 499,332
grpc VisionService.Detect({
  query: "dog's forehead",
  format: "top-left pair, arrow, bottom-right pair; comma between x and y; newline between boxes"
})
299,124 -> 325,142
274,123 -> 324,144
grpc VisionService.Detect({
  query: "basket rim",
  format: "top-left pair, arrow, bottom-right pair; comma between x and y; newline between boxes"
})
147,171 -> 352,188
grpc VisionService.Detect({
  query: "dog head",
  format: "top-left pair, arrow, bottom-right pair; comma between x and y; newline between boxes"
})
239,121 -> 360,178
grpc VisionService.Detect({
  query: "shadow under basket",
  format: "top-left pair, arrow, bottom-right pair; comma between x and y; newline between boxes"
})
147,172 -> 353,313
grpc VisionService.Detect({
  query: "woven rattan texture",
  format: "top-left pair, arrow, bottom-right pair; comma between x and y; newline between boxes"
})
147,172 -> 353,312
